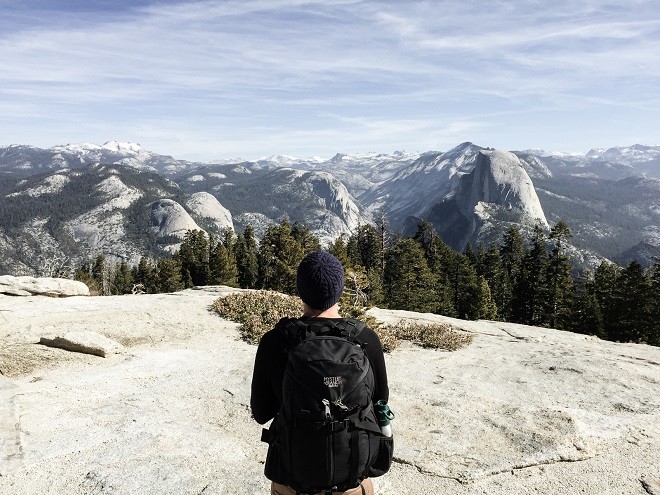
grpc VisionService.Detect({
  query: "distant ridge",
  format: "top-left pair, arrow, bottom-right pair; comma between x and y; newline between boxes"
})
0,141 -> 658,274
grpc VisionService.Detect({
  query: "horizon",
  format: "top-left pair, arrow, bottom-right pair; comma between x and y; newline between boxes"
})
3,139 -> 659,163
1,1 -> 659,162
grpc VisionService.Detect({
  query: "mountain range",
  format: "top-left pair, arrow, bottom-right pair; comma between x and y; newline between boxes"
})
0,141 -> 658,275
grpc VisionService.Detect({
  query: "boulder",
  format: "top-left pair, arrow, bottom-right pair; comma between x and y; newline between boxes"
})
39,331 -> 122,357
0,276 -> 89,297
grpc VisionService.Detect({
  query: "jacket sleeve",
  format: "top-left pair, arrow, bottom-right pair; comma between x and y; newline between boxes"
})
360,326 -> 390,403
250,330 -> 282,424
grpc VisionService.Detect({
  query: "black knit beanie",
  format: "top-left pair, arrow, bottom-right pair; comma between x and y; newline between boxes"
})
296,251 -> 345,311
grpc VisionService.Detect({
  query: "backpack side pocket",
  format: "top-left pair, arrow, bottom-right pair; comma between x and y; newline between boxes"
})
368,435 -> 394,477
263,425 -> 289,484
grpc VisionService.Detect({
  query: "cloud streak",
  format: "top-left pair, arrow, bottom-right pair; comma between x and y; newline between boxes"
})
1,0 -> 659,159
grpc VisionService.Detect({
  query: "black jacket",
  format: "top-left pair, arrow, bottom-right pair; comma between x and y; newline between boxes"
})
250,317 -> 390,424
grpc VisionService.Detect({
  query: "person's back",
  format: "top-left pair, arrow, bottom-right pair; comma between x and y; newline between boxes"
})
250,251 -> 393,495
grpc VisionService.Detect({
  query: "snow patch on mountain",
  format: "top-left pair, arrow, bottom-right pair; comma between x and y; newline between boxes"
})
536,189 -> 575,202
586,144 -> 660,163
52,141 -> 147,157
515,155 -> 553,179
520,148 -> 585,159
258,154 -> 303,166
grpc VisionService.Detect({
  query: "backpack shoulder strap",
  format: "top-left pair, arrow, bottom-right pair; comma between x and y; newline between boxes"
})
275,317 -> 312,351
332,318 -> 367,343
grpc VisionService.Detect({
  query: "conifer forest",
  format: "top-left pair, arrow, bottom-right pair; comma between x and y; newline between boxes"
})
73,219 -> 660,347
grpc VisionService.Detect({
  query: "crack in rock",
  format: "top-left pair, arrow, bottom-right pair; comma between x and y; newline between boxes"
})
641,476 -> 660,495
499,328 -> 527,341
391,457 -> 463,483
392,451 -> 596,485
0,390 -> 24,476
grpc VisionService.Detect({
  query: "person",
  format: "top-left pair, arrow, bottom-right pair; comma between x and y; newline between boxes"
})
251,251 -> 391,495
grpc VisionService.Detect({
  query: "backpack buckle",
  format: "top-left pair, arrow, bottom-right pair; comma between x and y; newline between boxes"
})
328,419 -> 350,433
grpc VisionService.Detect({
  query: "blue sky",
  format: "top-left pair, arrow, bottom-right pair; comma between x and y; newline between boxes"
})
1,0 -> 659,161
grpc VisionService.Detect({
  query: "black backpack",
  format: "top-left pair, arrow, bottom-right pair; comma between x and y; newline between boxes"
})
261,317 -> 387,493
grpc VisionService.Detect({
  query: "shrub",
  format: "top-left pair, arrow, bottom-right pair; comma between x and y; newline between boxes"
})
213,291 -> 473,352
213,290 -> 301,344
373,325 -> 400,353
385,321 -> 474,351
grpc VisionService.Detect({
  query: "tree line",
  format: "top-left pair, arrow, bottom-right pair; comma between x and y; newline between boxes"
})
74,218 -> 660,347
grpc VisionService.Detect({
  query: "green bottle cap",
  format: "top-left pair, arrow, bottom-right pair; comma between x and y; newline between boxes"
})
374,400 -> 395,426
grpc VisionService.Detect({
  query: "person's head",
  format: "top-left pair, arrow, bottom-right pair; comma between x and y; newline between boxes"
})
296,251 -> 345,312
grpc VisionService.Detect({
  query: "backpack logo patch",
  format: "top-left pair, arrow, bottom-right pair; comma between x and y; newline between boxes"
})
323,376 -> 342,388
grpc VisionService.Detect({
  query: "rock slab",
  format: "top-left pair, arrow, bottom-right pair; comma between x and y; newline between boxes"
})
39,331 -> 122,357
0,288 -> 658,495
0,276 -> 89,297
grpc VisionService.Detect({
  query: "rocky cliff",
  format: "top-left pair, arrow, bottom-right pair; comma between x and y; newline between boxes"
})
420,150 -> 549,251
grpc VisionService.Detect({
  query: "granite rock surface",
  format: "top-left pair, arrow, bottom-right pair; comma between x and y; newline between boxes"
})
0,287 -> 658,494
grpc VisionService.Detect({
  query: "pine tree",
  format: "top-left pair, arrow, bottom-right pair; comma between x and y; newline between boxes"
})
546,221 -> 574,329
134,257 -> 158,293
291,221 -> 321,254
352,224 -> 382,273
112,261 -> 133,295
376,212 -> 391,275
345,224 -> 386,305
91,254 -> 111,295
383,238 -> 438,313
464,244 -> 477,268
73,259 -> 100,295
476,244 -> 507,319
512,225 -> 549,325
451,254 -> 482,320
499,227 -> 524,319
476,275 -> 498,320
235,225 -> 259,289
500,227 -> 524,280
176,230 -> 210,287
209,241 -> 238,286
572,275 -> 604,338
592,261 -> 620,340
328,234 -> 350,268
648,261 -> 660,346
412,220 -> 457,316
156,258 -> 184,293
258,220 -> 307,294
610,261 -> 652,343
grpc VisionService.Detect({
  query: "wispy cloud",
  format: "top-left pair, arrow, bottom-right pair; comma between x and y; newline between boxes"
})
1,0 -> 659,159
